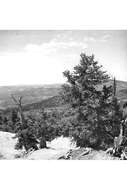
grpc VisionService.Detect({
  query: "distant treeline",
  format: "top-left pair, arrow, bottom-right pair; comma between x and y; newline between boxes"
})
0,95 -> 62,115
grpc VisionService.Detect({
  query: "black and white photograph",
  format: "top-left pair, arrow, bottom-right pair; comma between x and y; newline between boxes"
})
0,0 -> 127,189
0,30 -> 127,160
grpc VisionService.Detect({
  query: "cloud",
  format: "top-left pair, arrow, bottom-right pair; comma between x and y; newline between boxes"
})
25,41 -> 87,55
24,36 -> 88,56
83,34 -> 111,44
100,34 -> 111,42
0,32 -> 89,85
83,36 -> 96,43
83,34 -> 111,43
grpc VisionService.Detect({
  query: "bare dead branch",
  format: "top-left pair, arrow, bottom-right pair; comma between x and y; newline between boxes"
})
11,94 -> 25,129
11,94 -> 23,106
11,94 -> 19,105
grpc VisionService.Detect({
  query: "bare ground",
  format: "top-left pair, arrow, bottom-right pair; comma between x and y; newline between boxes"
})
0,131 -> 120,160
70,148 -> 120,160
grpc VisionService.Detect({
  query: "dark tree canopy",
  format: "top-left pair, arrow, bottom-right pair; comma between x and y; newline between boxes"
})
61,53 -> 120,149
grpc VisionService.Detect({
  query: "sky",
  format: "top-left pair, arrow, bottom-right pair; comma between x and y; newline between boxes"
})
0,30 -> 127,86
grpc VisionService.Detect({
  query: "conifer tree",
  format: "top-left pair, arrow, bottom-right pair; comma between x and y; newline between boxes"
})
61,53 -> 113,148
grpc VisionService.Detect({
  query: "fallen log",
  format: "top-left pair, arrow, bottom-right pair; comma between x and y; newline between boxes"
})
58,149 -> 73,160
106,147 -> 114,155
75,148 -> 92,159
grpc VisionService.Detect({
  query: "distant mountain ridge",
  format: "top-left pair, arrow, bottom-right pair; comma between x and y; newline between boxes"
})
0,84 -> 62,109
0,80 -> 127,111
108,80 -> 127,101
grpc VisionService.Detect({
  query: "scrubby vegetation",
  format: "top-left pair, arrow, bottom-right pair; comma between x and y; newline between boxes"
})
0,53 -> 127,158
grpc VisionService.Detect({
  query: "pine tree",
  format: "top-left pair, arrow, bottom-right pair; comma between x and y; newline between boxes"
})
61,53 -> 113,148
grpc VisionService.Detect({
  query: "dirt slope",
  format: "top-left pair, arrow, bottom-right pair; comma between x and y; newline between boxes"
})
71,148 -> 120,160
0,131 -> 120,160
0,132 -> 76,160
0,131 -> 18,159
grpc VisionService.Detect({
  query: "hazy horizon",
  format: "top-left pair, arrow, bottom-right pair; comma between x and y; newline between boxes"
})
0,30 -> 127,86
0,79 -> 127,88
0,83 -> 63,87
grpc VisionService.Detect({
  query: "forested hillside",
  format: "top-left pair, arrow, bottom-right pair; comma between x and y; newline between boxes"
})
0,84 -> 61,109
1,80 -> 127,112
1,53 -> 127,160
